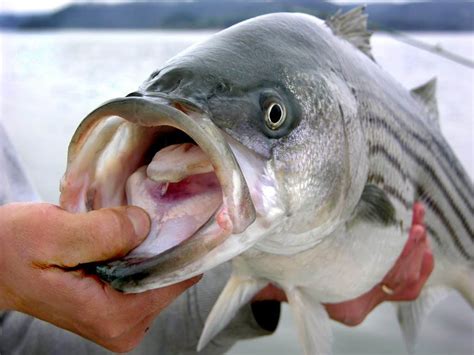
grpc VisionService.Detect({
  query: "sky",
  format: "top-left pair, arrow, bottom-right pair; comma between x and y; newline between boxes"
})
0,0 -> 119,13
0,0 -> 419,14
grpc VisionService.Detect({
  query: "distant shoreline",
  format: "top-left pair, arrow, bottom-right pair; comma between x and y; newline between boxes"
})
1,1 -> 473,32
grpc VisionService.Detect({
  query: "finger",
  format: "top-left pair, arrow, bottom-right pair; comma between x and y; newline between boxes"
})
400,224 -> 422,258
107,287 -> 183,350
49,206 -> 150,267
113,276 -> 202,341
62,275 -> 201,346
412,202 -> 425,226
97,275 -> 202,323
401,225 -> 426,282
389,249 -> 434,301
419,249 -> 435,283
324,291 -> 379,327
389,237 -> 433,301
415,248 -> 434,290
382,224 -> 425,293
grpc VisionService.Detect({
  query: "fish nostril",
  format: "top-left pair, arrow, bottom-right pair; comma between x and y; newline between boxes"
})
171,79 -> 183,92
148,76 -> 183,94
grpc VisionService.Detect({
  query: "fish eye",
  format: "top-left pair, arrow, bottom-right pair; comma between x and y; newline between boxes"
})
264,102 -> 286,130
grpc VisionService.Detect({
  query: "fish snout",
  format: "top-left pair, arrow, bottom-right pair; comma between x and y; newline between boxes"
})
60,95 -> 256,292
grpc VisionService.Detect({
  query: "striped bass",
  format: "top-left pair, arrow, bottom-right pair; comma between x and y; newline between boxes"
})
60,7 -> 473,354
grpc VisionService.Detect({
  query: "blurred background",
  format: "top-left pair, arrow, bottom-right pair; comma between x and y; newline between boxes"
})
0,0 -> 473,354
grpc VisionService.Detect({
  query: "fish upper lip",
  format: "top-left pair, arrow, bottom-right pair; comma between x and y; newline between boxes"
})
61,94 -> 257,291
64,95 -> 255,233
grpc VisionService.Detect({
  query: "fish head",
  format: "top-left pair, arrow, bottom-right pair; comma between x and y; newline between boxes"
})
60,13 -> 366,292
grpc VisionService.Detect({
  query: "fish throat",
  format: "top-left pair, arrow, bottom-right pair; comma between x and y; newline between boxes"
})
127,139 -> 224,257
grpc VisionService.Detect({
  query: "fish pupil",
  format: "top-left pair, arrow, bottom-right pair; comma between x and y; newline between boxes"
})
269,104 -> 282,124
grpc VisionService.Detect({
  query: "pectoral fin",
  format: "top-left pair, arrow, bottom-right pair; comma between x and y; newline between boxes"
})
397,286 -> 449,353
197,275 -> 267,351
352,184 -> 397,226
286,287 -> 332,355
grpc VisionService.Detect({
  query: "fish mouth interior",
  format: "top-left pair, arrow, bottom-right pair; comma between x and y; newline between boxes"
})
63,120 -> 226,258
125,127 -> 225,258
60,97 -> 256,290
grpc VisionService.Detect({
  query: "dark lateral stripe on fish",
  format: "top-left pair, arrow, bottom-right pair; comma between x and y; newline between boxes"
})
368,140 -> 474,242
368,114 -> 474,212
416,184 -> 472,260
368,144 -> 409,181
379,102 -> 474,197
366,116 -> 474,240
368,113 -> 474,214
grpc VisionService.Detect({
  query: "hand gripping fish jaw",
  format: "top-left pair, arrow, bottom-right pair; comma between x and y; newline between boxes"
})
60,95 -> 259,292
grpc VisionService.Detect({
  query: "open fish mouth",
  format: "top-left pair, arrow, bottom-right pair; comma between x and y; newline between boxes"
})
60,95 -> 256,292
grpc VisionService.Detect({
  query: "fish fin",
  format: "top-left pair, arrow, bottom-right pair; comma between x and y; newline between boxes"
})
326,6 -> 374,61
197,275 -> 266,351
456,268 -> 474,307
411,77 -> 440,128
287,288 -> 332,355
351,184 -> 397,226
397,286 -> 450,353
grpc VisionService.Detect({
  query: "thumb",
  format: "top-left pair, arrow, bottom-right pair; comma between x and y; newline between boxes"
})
51,206 -> 150,267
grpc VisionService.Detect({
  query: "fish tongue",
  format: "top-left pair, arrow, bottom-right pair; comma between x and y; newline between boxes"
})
124,143 -> 222,257
146,143 -> 214,184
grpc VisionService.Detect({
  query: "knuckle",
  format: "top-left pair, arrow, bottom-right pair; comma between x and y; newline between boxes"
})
391,279 -> 402,290
85,309 -> 127,340
407,273 -> 420,286
35,203 -> 59,216
29,204 -> 59,231
412,225 -> 425,239
76,311 -> 113,339
399,283 -> 421,301
344,313 -> 365,327
95,320 -> 127,340
402,289 -> 419,301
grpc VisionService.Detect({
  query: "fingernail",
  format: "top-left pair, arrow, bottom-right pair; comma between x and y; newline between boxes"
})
126,207 -> 150,240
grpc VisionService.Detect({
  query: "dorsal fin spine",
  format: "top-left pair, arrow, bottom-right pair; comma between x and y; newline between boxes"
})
325,6 -> 375,61
411,77 -> 439,128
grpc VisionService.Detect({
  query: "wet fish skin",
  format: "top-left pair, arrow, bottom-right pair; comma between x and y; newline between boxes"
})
152,10 -> 473,353
61,8 -> 473,354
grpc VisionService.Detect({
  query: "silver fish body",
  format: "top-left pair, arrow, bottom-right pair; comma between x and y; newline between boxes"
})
60,8 -> 473,354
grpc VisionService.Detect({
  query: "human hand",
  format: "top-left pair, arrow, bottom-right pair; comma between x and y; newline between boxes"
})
0,203 -> 200,352
253,203 -> 434,326
324,202 -> 434,326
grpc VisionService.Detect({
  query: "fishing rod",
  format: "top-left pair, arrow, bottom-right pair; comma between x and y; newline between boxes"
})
378,28 -> 474,69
